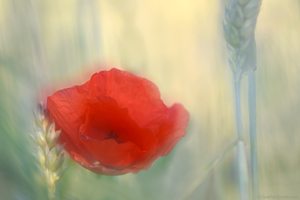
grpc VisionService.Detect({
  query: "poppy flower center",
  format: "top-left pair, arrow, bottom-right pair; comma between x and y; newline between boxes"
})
103,130 -> 124,144
79,124 -> 126,144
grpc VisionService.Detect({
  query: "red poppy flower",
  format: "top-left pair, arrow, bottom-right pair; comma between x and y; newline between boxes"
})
46,68 -> 189,175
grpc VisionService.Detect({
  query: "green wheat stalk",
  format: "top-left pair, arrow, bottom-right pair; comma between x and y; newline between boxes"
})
223,0 -> 262,199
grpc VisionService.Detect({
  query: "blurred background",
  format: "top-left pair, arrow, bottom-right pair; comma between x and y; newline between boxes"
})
0,0 -> 299,199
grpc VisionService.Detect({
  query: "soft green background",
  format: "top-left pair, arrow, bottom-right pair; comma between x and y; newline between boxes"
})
0,0 -> 299,199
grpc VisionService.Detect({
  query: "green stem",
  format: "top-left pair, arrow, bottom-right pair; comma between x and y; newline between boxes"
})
234,76 -> 249,200
248,71 -> 259,199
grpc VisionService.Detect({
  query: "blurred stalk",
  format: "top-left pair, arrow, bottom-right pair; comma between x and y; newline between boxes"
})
109,0 -> 147,69
233,75 -> 249,200
90,0 -> 102,58
76,0 -> 102,62
248,71 -> 259,199
223,0 -> 261,199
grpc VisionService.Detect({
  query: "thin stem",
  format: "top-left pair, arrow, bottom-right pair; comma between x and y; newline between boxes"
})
237,141 -> 249,200
182,138 -> 239,199
234,77 -> 243,141
234,77 -> 249,200
248,71 -> 259,199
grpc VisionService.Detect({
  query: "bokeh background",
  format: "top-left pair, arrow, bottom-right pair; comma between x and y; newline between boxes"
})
0,0 -> 299,199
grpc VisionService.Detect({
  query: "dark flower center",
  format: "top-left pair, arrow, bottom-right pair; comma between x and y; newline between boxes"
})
104,130 -> 124,144
80,128 -> 125,144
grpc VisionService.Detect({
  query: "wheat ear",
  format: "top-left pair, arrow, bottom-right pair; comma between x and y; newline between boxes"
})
33,108 -> 64,200
224,0 -> 261,81
223,0 -> 262,200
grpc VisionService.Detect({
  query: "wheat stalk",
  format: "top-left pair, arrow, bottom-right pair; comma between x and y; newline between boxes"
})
33,106 -> 64,200
248,70 -> 258,200
223,0 -> 262,200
